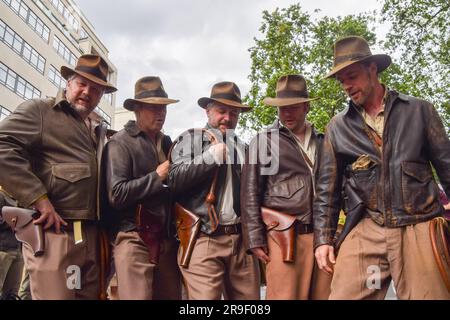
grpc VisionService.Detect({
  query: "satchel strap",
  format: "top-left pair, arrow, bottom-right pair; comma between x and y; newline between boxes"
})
169,128 -> 220,232
429,217 -> 450,293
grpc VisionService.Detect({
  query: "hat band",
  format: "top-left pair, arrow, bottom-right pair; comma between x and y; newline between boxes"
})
211,93 -> 241,103
76,65 -> 107,82
277,90 -> 309,99
135,89 -> 168,99
335,52 -> 372,65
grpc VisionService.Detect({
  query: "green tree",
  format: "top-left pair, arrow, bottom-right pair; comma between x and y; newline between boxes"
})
380,0 -> 450,135
240,4 -> 377,133
241,2 -> 450,135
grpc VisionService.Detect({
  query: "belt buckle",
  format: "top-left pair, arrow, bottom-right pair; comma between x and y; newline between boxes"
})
223,225 -> 236,235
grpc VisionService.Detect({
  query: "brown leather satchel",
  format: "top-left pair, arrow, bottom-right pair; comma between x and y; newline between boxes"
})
135,204 -> 164,265
169,128 -> 220,268
1,206 -> 45,256
429,216 -> 450,293
261,206 -> 297,262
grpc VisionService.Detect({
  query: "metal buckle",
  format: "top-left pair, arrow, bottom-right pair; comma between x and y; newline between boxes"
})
223,225 -> 236,234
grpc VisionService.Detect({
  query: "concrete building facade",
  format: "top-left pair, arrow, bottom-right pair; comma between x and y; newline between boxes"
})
0,0 -> 117,127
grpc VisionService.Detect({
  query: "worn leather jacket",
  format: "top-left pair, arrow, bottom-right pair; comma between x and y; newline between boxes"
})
168,125 -> 245,234
314,90 -> 450,249
102,120 -> 173,237
241,120 -> 323,250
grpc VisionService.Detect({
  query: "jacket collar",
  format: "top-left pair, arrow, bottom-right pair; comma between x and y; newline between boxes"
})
124,120 -> 143,137
346,87 -> 409,116
124,120 -> 165,143
53,89 -> 70,109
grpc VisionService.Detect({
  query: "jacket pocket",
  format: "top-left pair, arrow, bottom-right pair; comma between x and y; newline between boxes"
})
267,176 -> 304,199
346,163 -> 378,211
401,161 -> 438,214
50,163 -> 93,210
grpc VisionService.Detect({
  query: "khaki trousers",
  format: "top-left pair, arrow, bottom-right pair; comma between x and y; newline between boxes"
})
0,248 -> 23,297
266,232 -> 331,300
22,223 -> 99,300
113,231 -> 181,300
330,217 -> 450,300
179,233 -> 260,300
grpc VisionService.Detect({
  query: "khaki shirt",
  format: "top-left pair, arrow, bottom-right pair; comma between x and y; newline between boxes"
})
288,121 -> 317,171
357,86 -> 388,139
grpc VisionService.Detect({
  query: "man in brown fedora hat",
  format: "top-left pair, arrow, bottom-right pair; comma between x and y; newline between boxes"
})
168,81 -> 260,300
241,74 -> 331,299
0,54 -> 116,299
102,76 -> 181,300
314,36 -> 450,299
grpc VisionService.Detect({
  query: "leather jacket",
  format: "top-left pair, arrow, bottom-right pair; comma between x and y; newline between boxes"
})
0,90 -> 103,220
102,120 -> 173,237
314,90 -> 450,249
168,125 -> 245,234
241,120 -> 323,250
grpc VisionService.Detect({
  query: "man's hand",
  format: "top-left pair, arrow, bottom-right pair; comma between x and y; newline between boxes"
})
251,246 -> 270,264
156,160 -> 170,182
33,197 -> 68,233
208,143 -> 227,164
314,244 -> 336,275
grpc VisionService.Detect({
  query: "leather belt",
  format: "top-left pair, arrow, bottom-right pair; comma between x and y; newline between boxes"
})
295,222 -> 313,234
200,223 -> 241,237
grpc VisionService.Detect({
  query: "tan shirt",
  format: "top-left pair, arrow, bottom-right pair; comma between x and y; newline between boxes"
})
218,138 -> 244,226
357,85 -> 388,139
289,121 -> 317,171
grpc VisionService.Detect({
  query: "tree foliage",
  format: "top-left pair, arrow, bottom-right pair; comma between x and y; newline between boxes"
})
381,0 -> 450,134
241,2 -> 450,135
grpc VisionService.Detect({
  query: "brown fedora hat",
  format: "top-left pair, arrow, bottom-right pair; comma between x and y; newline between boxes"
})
60,54 -> 117,93
198,81 -> 251,112
324,36 -> 392,79
123,76 -> 179,111
263,74 -> 318,107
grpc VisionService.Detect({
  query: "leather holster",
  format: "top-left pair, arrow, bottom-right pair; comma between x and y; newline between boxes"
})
136,204 -> 163,265
1,206 -> 45,256
261,206 -> 296,262
174,202 -> 201,268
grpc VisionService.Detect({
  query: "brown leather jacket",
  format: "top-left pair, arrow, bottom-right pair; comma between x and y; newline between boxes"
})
314,90 -> 450,249
0,90 -> 103,220
168,125 -> 245,234
102,120 -> 172,236
241,120 -> 323,250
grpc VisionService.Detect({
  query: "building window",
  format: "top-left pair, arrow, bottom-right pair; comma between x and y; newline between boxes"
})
48,64 -> 65,88
0,105 -> 11,121
0,20 -> 46,74
94,106 -> 111,128
79,27 -> 88,40
50,0 -> 79,31
52,35 -> 77,66
1,0 -> 50,42
0,61 -> 41,99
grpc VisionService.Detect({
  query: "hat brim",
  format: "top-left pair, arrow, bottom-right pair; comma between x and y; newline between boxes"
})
198,97 -> 252,112
263,96 -> 318,107
324,54 -> 392,79
61,66 -> 117,93
123,97 -> 179,111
